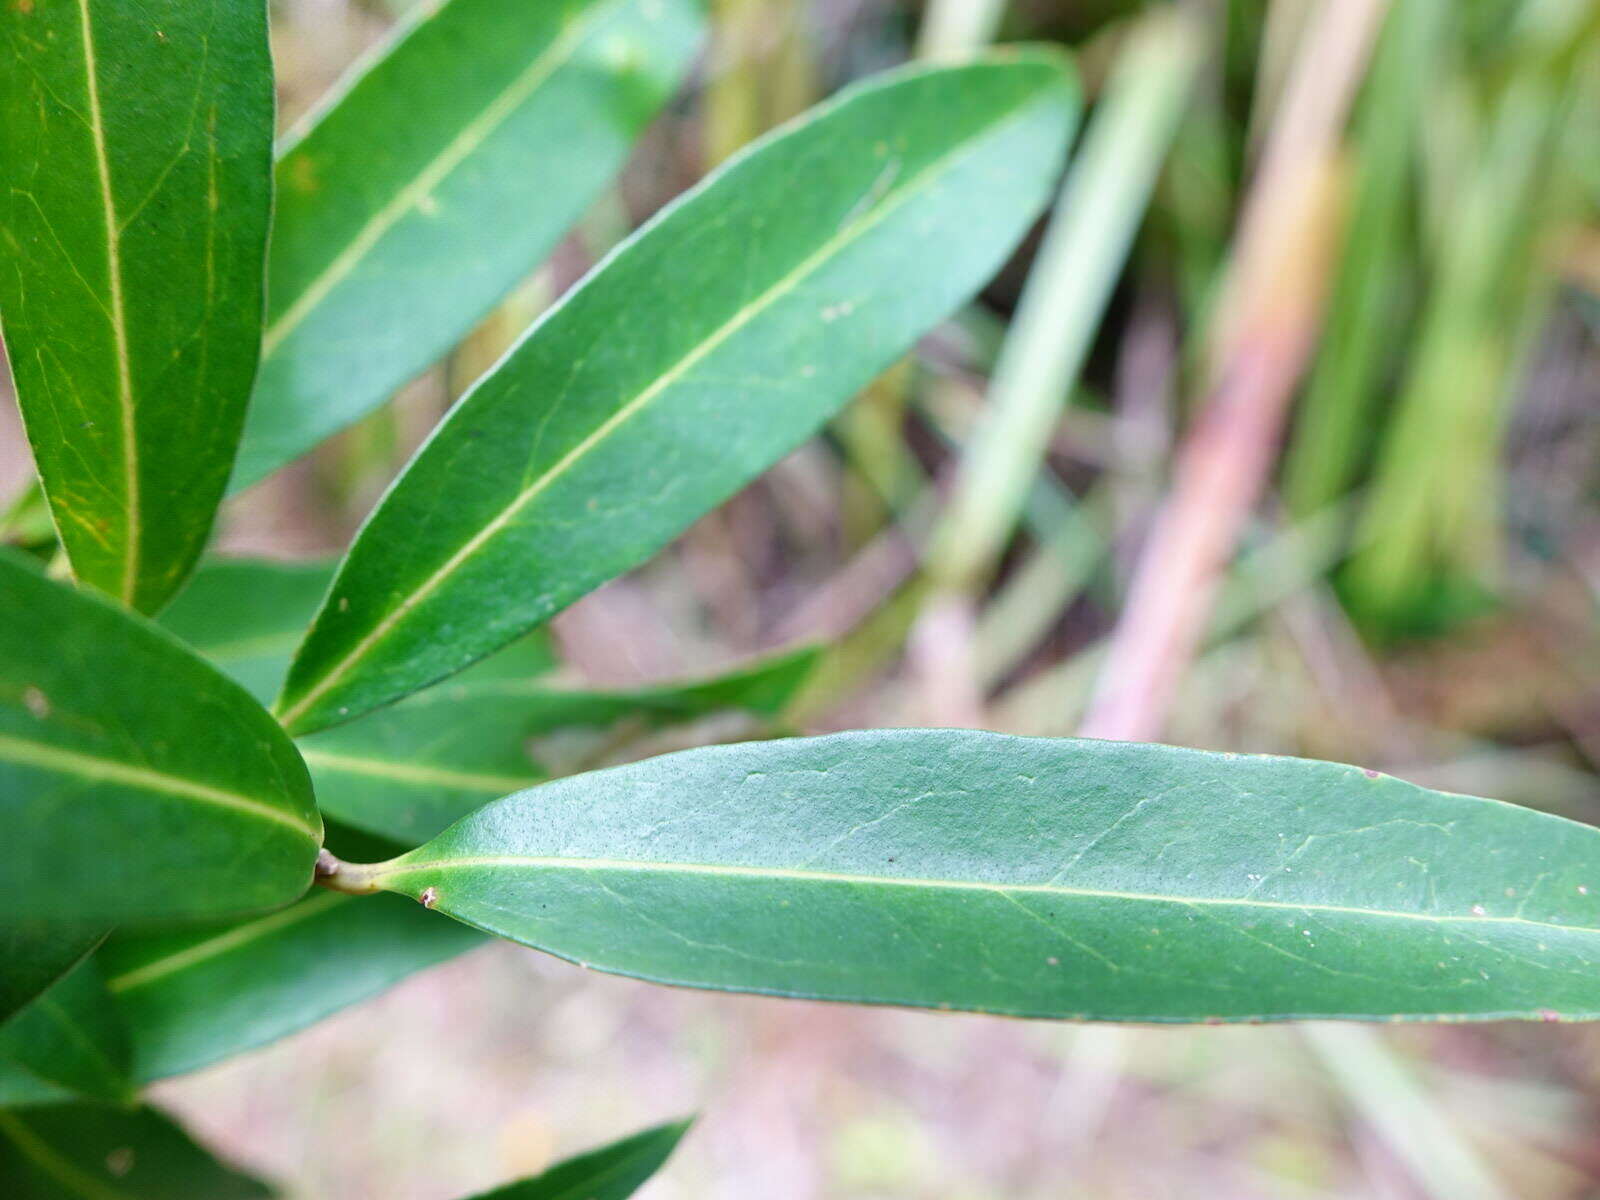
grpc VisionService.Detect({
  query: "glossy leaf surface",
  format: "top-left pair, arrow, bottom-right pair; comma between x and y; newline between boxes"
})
276,53 -> 1079,734
0,553 -> 320,923
0,926 -> 104,1027
0,956 -> 132,1105
99,886 -> 482,1083
232,0 -> 703,489
0,1104 -> 274,1198
369,730 -> 1600,1023
304,646 -> 817,844
0,0 -> 273,611
467,1120 -> 689,1200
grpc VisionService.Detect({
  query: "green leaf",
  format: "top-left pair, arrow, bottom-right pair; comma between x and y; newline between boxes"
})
0,1104 -> 275,1198
358,730 -> 1600,1023
155,558 -> 336,705
0,957 -> 133,1106
157,556 -> 558,707
0,552 -> 320,924
303,646 -> 819,845
231,0 -> 704,491
465,1120 -> 690,1200
274,53 -> 1079,735
99,886 -> 482,1083
0,0 -> 274,612
0,926 -> 104,1027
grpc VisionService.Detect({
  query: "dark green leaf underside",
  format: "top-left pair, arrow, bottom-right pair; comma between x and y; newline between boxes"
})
0,956 -> 132,1105
373,730 -> 1600,1023
0,1104 -> 274,1199
98,885 -> 482,1083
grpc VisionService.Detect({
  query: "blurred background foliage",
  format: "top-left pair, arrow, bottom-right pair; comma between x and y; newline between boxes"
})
2,0 -> 1598,1196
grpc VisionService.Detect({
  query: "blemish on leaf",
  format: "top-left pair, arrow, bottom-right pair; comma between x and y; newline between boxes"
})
1471,904 -> 1486,916
22,686 -> 49,718
419,886 -> 439,909
105,1146 -> 134,1176
289,155 -> 319,194
1363,768 -> 1379,779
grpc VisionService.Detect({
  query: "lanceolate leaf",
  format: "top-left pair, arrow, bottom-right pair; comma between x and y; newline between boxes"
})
0,926 -> 105,1027
0,553 -> 320,923
99,886 -> 482,1083
359,730 -> 1600,1023
231,0 -> 704,490
303,646 -> 819,844
466,1120 -> 690,1200
275,54 -> 1079,735
0,1104 -> 275,1198
0,956 -> 133,1105
0,0 -> 274,612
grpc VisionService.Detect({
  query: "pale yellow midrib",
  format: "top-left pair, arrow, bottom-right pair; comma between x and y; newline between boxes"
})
107,891 -> 346,992
376,853 -> 1598,936
261,0 -> 618,357
298,746 -> 537,794
0,732 -> 319,842
77,0 -> 140,603
278,98 -> 1036,730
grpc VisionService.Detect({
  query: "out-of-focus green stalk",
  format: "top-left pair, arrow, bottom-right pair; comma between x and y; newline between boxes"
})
705,0 -> 765,166
972,487 -> 1109,687
917,0 -> 1007,61
1282,0 -> 1447,520
923,11 -> 1205,595
706,0 -> 817,165
1304,1025 -> 1510,1200
1345,9 -> 1594,631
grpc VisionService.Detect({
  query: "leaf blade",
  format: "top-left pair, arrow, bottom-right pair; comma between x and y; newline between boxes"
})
0,957 -> 133,1106
0,1105 -> 275,1199
302,646 -> 819,844
0,927 -> 105,1027
231,0 -> 704,490
370,730 -> 1600,1023
275,53 -> 1080,734
465,1120 -> 690,1200
0,552 -> 320,924
0,0 -> 274,611
99,886 -> 482,1083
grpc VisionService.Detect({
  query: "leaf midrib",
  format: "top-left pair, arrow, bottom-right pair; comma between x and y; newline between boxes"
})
0,731 -> 319,842
277,80 -> 1057,730
377,853 -> 1595,935
261,0 -> 629,357
76,0 -> 140,603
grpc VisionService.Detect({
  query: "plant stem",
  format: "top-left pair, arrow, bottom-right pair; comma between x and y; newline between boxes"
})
311,849 -> 387,896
